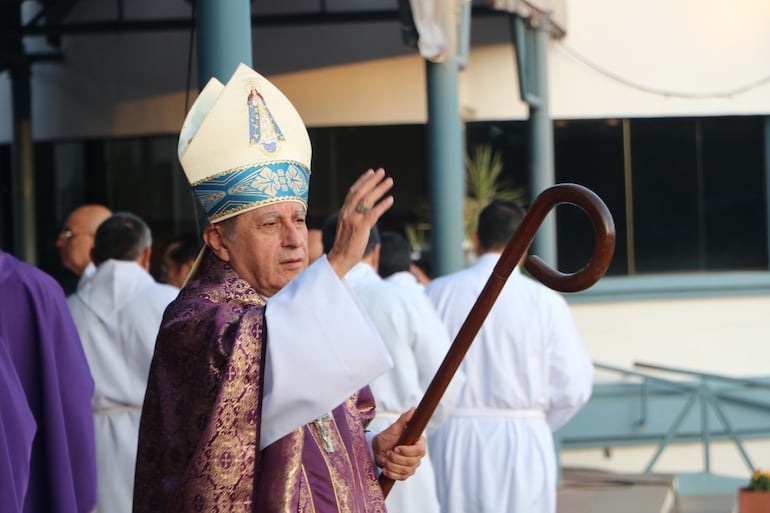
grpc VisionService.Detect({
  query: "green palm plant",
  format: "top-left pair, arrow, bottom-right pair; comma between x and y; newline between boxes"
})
402,145 -> 527,266
464,144 -> 527,244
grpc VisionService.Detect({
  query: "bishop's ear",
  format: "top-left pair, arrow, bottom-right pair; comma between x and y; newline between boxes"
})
203,224 -> 231,263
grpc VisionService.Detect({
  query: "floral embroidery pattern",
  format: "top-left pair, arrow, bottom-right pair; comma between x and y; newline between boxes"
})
192,161 -> 309,222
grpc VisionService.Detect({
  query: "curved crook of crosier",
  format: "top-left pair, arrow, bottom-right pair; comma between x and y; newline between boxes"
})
494,183 -> 616,293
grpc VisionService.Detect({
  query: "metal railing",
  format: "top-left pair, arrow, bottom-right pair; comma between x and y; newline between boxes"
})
559,361 -> 770,476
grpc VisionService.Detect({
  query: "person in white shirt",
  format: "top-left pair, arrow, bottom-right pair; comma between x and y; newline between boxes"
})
67,212 -> 179,513
322,215 -> 463,513
425,199 -> 594,513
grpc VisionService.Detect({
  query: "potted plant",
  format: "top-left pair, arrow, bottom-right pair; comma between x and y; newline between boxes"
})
738,469 -> 770,513
403,145 -> 527,269
463,144 -> 527,263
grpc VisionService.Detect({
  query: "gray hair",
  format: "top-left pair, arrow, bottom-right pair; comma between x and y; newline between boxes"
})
91,212 -> 152,264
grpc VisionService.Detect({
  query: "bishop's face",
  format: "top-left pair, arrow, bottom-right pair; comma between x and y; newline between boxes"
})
207,202 -> 309,297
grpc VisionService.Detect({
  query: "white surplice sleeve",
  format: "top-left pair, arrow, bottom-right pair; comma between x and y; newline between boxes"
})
260,255 -> 393,449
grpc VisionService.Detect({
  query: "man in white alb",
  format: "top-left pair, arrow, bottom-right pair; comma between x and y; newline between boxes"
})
322,215 -> 463,513
67,212 -> 179,513
426,199 -> 594,513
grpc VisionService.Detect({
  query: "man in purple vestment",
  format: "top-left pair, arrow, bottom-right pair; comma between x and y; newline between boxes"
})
0,250 -> 98,513
0,333 -> 35,513
134,63 -> 426,513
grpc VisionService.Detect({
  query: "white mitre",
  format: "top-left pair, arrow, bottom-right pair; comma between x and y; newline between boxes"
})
177,63 -> 312,224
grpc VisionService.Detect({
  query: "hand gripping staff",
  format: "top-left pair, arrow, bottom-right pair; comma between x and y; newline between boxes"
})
379,183 -> 616,496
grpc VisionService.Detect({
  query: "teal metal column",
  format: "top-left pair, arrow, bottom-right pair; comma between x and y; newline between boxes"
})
195,0 -> 253,89
512,14 -> 557,266
529,17 -> 556,265
427,2 -> 465,277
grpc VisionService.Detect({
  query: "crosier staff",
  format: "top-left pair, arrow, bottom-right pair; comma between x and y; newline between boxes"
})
379,183 -> 616,496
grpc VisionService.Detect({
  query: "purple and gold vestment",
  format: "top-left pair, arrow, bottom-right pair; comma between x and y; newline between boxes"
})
134,251 -> 388,513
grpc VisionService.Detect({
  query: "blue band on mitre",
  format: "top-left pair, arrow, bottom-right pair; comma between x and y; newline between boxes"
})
192,160 -> 310,222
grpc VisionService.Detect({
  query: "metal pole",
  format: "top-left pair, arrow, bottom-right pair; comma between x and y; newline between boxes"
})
622,118 -> 636,274
699,381 -> 711,472
528,15 -> 556,266
195,0 -> 253,89
764,116 -> 770,270
428,0 -> 465,276
10,62 -> 37,264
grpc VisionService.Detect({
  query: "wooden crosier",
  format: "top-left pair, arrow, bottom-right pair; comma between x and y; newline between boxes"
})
379,183 -> 616,496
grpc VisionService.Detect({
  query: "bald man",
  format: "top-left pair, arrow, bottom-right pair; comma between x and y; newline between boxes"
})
56,204 -> 112,290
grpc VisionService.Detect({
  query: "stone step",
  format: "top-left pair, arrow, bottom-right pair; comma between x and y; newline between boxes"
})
558,467 -> 675,513
558,467 -> 743,513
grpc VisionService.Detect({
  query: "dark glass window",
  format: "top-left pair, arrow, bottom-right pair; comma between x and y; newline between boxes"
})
31,137 -> 201,285
465,120 -> 529,195
700,117 -> 766,270
631,118 -> 701,273
630,117 -> 767,273
308,124 -> 428,231
554,119 -> 626,275
0,144 -> 12,251
4,116 -> 765,286
470,116 -> 768,275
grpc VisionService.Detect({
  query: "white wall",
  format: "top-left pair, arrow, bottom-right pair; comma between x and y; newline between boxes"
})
564,294 -> 770,479
571,295 -> 770,378
275,0 -> 770,123
464,0 -> 770,120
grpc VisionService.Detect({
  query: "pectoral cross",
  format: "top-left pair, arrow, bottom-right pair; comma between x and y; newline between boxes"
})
314,413 -> 335,453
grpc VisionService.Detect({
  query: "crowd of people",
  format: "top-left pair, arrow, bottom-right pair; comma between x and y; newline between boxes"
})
0,63 -> 593,513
